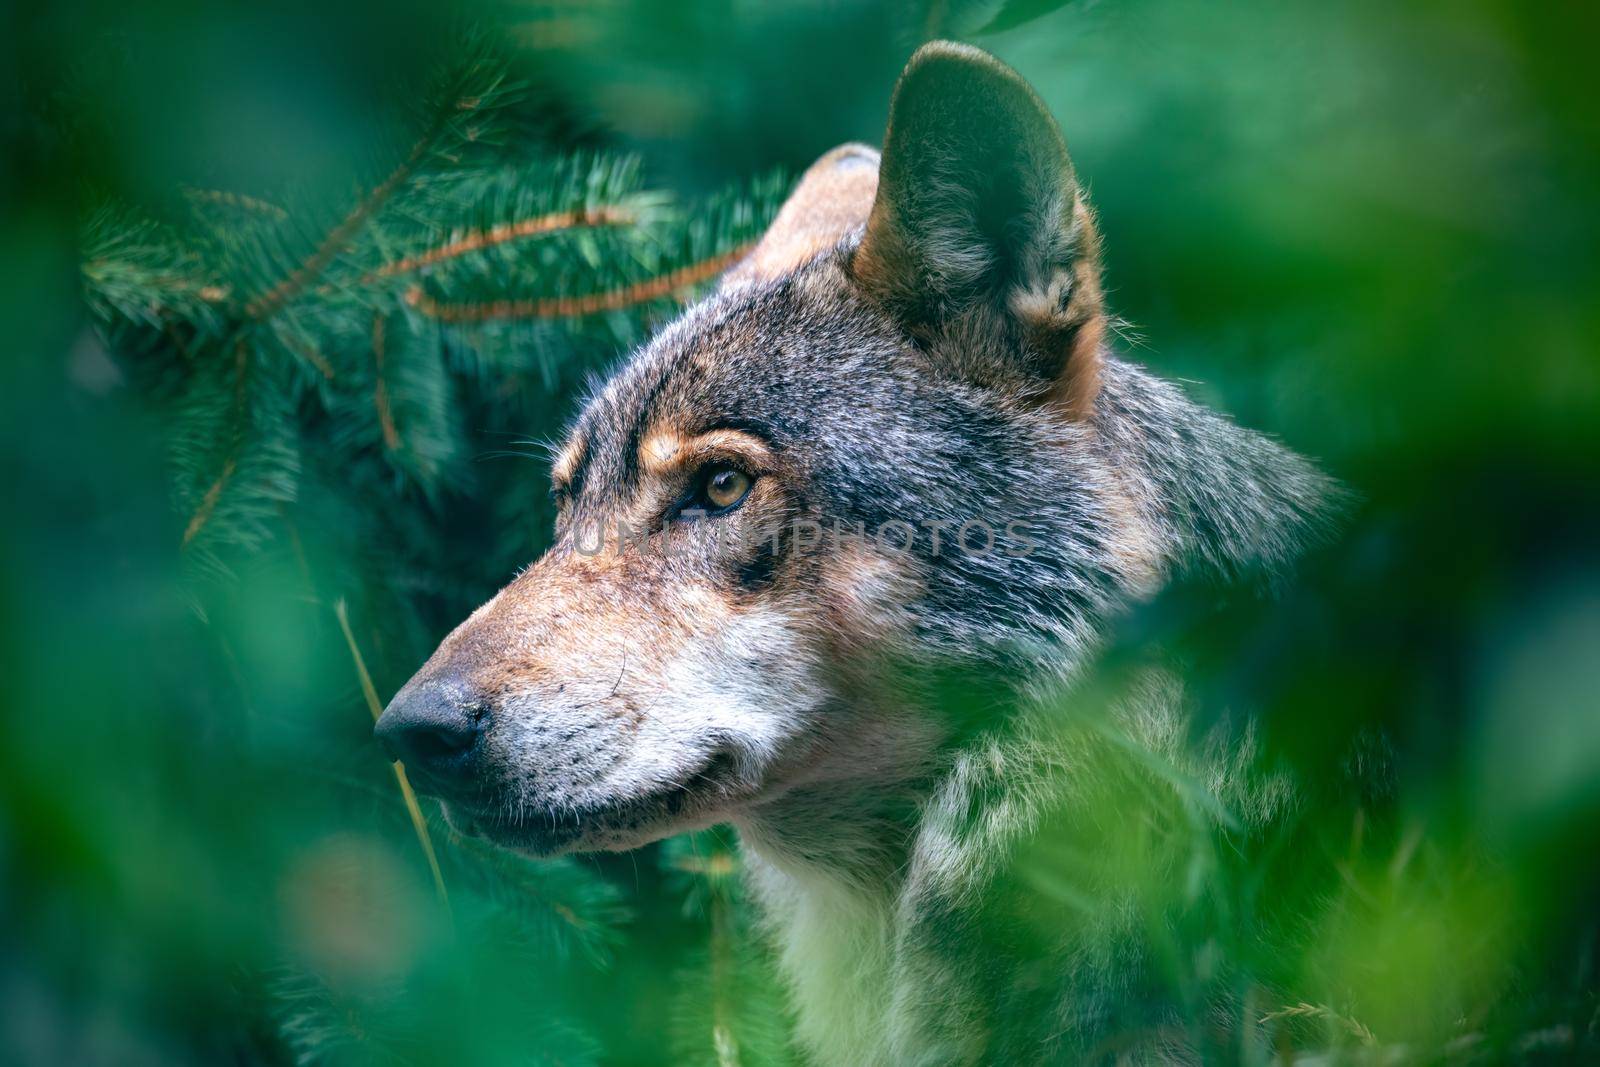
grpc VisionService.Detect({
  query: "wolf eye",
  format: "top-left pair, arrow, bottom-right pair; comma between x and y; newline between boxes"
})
697,463 -> 753,513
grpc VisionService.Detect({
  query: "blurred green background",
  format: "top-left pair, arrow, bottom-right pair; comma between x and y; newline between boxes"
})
3,1 -> 1598,1063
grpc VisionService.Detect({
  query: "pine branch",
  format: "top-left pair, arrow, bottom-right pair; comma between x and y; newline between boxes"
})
318,311 -> 463,496
404,242 -> 753,322
164,344 -> 299,579
238,41 -> 535,321
180,338 -> 248,549
360,204 -> 637,284
80,203 -> 229,330
183,186 -> 290,220
244,133 -> 437,321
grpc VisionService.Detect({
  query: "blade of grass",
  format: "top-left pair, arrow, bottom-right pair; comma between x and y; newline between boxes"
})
334,598 -> 451,914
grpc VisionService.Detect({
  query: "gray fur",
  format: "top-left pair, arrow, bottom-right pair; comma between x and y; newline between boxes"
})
383,41 -> 1343,1065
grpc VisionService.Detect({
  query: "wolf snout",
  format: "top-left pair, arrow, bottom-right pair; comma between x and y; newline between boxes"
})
374,674 -> 486,792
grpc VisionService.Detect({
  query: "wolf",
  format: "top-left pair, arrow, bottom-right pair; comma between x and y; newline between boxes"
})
377,41 -> 1340,1065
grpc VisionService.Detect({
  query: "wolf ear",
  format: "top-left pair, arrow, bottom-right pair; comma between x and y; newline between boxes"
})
721,143 -> 880,290
853,42 -> 1106,418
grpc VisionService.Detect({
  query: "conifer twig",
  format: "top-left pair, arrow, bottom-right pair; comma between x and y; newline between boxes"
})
278,330 -> 336,381
371,315 -> 402,450
184,187 -> 290,220
181,338 -> 249,549
334,598 -> 451,913
361,205 -> 636,283
182,457 -> 238,548
245,131 -> 440,321
404,242 -> 754,322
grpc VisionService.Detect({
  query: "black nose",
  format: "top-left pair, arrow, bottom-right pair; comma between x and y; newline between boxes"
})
374,678 -> 484,788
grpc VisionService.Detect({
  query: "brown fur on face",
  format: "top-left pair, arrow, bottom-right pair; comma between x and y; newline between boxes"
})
394,368 -> 929,856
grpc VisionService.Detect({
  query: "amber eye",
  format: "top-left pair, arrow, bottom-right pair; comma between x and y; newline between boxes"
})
699,464 -> 753,512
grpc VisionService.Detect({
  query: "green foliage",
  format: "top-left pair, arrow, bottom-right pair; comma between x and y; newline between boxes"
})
78,40 -> 783,587
6,2 -> 1600,1065
974,0 -> 1079,37
65,33 -> 790,1066
664,832 -> 796,1066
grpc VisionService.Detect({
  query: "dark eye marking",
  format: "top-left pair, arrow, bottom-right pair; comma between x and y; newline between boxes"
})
551,431 -> 590,507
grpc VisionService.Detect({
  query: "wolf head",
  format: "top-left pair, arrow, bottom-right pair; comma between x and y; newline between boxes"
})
375,43 -> 1334,858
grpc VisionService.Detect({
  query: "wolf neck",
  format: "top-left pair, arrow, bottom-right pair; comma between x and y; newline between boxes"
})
734,358 -> 1338,1064
735,776 -> 923,1067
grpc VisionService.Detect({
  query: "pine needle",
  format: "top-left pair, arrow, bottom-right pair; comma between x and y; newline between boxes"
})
334,598 -> 451,914
181,456 -> 237,548
370,314 -> 402,451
